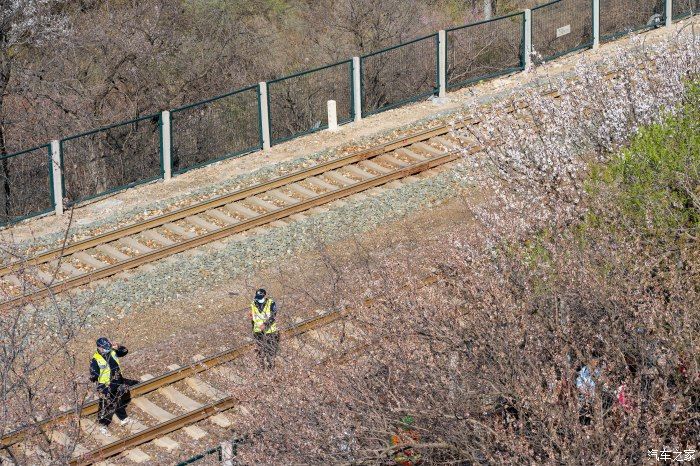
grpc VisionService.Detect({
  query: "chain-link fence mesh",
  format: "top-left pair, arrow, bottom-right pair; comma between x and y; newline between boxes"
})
361,34 -> 438,116
0,145 -> 53,225
171,86 -> 261,175
268,61 -> 353,144
600,0 -> 665,41
672,0 -> 700,18
446,12 -> 525,90
60,114 -> 162,205
532,0 -> 593,62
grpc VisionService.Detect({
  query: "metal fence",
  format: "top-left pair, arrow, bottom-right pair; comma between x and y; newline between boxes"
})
3,0 -> 699,226
532,0 -> 594,62
0,145 -> 53,224
268,60 -> 353,143
171,85 -> 261,175
600,0 -> 666,41
446,12 -> 525,90
672,0 -> 699,18
361,33 -> 439,116
60,114 -> 162,205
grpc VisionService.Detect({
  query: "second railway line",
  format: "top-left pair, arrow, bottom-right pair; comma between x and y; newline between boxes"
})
0,121 -> 480,312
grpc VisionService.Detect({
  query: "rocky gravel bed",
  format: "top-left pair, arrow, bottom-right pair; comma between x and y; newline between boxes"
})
38,165 -> 471,326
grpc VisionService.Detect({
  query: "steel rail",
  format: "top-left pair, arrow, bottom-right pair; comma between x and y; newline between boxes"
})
0,310 -> 342,449
0,120 -> 474,279
0,140 -> 479,313
1,65 -> 625,461
71,310 -> 354,465
69,397 -> 238,466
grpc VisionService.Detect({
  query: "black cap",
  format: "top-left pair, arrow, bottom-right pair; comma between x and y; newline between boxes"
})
254,289 -> 266,300
96,337 -> 112,351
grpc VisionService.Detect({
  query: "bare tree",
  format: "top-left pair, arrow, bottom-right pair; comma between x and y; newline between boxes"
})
0,222 -> 93,464
0,1 -> 67,220
225,29 -> 700,465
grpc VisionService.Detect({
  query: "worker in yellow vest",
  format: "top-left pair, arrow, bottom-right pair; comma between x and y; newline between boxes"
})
89,337 -> 133,436
250,289 -> 279,370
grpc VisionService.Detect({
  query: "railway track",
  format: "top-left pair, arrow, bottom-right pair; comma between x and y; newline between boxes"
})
0,309 -> 362,465
2,273 -> 442,465
0,121 -> 478,312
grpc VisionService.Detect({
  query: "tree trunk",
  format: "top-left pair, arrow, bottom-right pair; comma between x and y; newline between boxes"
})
0,55 -> 12,221
1,127 -> 10,221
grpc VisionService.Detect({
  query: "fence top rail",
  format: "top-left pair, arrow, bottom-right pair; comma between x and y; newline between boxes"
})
61,112 -> 161,143
267,59 -> 353,85
0,144 -> 50,161
532,0 -> 565,12
446,10 -> 525,33
361,32 -> 439,59
171,83 -> 259,114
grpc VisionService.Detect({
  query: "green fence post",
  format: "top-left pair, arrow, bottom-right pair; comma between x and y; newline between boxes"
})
259,82 -> 271,150
438,30 -> 446,98
523,9 -> 533,68
46,145 -> 56,215
593,0 -> 600,48
665,0 -> 673,26
50,140 -> 63,216
160,110 -> 172,180
352,57 -> 362,122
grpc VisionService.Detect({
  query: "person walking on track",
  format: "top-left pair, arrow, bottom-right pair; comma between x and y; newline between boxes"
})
89,337 -> 137,436
250,289 -> 280,370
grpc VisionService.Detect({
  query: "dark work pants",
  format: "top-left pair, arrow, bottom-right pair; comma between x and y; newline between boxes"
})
97,378 -> 138,426
254,332 -> 280,370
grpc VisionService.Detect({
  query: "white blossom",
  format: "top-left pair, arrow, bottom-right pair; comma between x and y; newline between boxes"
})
452,28 -> 700,235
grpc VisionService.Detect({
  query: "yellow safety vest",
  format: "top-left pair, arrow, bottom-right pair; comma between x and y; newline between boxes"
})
93,350 -> 120,385
251,298 -> 277,334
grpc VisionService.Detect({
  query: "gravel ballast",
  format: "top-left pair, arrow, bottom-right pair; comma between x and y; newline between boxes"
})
40,166 -> 470,324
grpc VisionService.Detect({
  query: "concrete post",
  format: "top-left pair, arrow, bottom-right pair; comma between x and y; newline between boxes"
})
592,0 -> 600,49
327,100 -> 338,131
160,110 -> 172,181
221,441 -> 234,466
352,57 -> 362,122
50,140 -> 63,216
438,30 -> 447,98
524,9 -> 533,68
665,0 -> 673,27
259,82 -> 271,150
